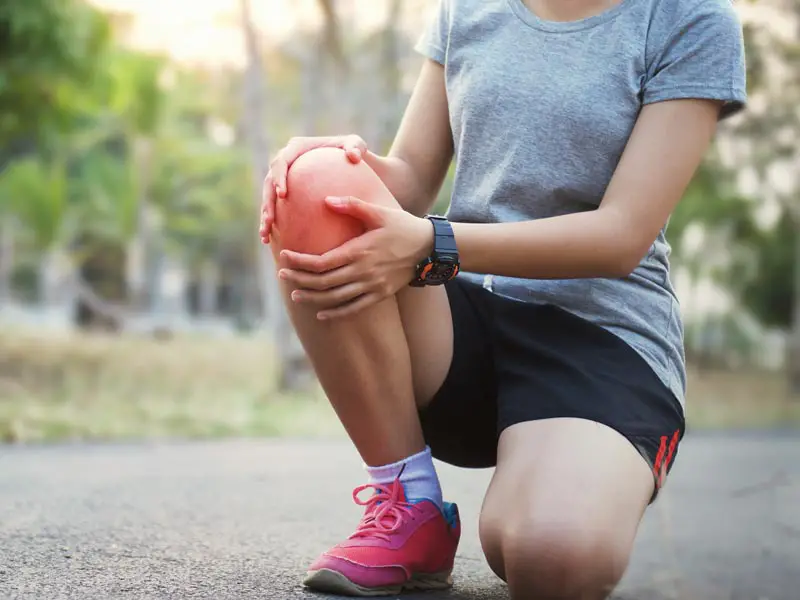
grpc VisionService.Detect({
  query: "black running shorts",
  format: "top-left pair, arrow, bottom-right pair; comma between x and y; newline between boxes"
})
418,277 -> 685,502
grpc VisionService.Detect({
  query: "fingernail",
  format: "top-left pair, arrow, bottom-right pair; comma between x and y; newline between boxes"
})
278,270 -> 287,280
326,196 -> 344,205
291,291 -> 302,302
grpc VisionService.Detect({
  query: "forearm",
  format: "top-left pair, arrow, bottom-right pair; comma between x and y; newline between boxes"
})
363,151 -> 439,216
451,207 -> 646,280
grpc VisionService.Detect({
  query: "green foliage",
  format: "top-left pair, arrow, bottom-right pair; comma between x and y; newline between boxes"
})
668,162 -> 746,257
669,1 -> 800,337
0,0 -> 792,342
105,50 -> 166,136
0,0 -> 112,144
69,145 -> 138,242
741,213 -> 794,328
153,134 -> 252,265
0,10 -> 255,300
0,157 -> 68,250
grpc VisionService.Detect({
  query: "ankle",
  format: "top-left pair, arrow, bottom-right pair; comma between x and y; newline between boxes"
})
366,446 -> 444,508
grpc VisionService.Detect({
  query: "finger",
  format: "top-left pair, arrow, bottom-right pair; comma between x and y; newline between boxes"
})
317,293 -> 379,320
261,173 -> 273,213
259,220 -> 269,244
290,282 -> 366,309
269,154 -> 289,198
260,224 -> 272,245
260,174 -> 276,243
278,265 -> 358,291
280,239 -> 361,273
342,135 -> 368,163
325,196 -> 385,229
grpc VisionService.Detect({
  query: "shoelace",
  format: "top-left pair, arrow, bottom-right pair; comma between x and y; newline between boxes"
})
349,482 -> 414,542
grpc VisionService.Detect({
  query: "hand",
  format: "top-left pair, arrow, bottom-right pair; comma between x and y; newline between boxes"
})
277,196 -> 433,320
259,135 -> 368,244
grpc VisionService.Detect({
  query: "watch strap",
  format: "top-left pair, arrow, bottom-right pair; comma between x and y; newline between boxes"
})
427,216 -> 458,256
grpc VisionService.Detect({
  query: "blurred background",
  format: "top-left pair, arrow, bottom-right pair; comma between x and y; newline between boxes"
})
0,0 -> 798,443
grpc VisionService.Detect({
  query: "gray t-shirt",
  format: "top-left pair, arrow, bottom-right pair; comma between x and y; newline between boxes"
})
415,0 -> 747,408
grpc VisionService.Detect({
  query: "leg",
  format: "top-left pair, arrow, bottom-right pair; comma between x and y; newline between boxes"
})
479,419 -> 653,600
273,148 -> 462,595
471,296 -> 685,599
272,147 -> 453,466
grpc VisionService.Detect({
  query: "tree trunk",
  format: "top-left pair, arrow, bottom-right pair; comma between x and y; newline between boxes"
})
787,221 -> 800,395
789,5 -> 800,397
0,217 -> 14,306
379,0 -> 403,151
38,246 -> 76,320
127,136 -> 155,311
240,0 -> 310,390
151,253 -> 188,321
198,260 -> 219,317
316,0 -> 353,133
302,50 -> 322,135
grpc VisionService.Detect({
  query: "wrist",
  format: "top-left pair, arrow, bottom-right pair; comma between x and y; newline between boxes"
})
409,215 -> 460,287
411,216 -> 436,265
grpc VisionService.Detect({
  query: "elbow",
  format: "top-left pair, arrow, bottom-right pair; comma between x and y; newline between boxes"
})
608,256 -> 638,279
598,211 -> 653,278
605,240 -> 650,278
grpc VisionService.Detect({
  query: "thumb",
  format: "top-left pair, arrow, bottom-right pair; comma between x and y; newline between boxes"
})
325,196 -> 384,228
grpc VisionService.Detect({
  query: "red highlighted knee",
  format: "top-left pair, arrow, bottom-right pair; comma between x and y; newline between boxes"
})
273,147 -> 392,255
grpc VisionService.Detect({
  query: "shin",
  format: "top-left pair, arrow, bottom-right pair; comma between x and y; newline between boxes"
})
270,148 -> 425,467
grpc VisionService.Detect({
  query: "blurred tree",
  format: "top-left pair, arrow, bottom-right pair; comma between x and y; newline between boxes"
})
741,212 -> 794,328
0,0 -> 110,309
0,0 -> 110,149
316,0 -> 353,132
666,3 -> 800,384
730,3 -> 800,390
103,49 -> 168,310
240,0 -> 311,390
0,157 -> 73,308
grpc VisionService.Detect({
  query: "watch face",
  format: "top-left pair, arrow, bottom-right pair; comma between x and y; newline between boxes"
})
426,260 -> 459,284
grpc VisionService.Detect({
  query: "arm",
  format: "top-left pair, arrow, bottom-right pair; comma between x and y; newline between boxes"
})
450,98 -> 723,279
362,59 -> 454,216
279,98 -> 724,319
260,60 -> 452,243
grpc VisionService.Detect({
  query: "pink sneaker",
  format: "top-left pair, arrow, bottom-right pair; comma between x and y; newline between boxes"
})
303,479 -> 461,596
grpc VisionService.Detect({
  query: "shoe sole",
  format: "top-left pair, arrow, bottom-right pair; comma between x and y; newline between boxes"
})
303,568 -> 453,596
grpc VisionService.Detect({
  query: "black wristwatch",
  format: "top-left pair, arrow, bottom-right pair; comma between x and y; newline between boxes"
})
410,215 -> 460,287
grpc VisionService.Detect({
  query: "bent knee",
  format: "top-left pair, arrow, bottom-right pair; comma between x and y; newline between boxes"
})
492,520 -> 630,600
273,147 -> 396,255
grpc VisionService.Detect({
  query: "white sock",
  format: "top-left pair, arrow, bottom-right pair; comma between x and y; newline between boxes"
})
365,446 -> 443,509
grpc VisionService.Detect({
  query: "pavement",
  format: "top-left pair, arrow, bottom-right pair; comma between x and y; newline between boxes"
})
0,432 -> 798,600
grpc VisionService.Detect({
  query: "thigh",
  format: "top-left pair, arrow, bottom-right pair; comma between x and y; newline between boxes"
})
486,418 -> 654,536
414,278 -> 499,469
479,419 -> 654,590
396,284 -> 454,406
493,300 -> 685,501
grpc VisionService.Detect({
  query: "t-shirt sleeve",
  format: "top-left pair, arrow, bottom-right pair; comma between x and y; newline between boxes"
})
414,0 -> 451,65
642,0 -> 747,119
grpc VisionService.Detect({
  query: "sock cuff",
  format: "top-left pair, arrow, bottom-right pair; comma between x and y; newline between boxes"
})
364,446 -> 432,479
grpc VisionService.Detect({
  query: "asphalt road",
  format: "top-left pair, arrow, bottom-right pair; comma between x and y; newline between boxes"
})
1,433 -> 798,600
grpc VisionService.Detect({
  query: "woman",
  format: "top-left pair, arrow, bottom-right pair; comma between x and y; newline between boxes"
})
259,0 -> 746,597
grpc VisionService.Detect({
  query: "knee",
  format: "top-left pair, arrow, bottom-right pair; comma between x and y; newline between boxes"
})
272,147 -> 395,255
485,518 -> 629,600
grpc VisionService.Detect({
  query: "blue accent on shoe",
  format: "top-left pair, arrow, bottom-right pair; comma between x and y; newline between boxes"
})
442,501 -> 460,529
407,498 -> 459,528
